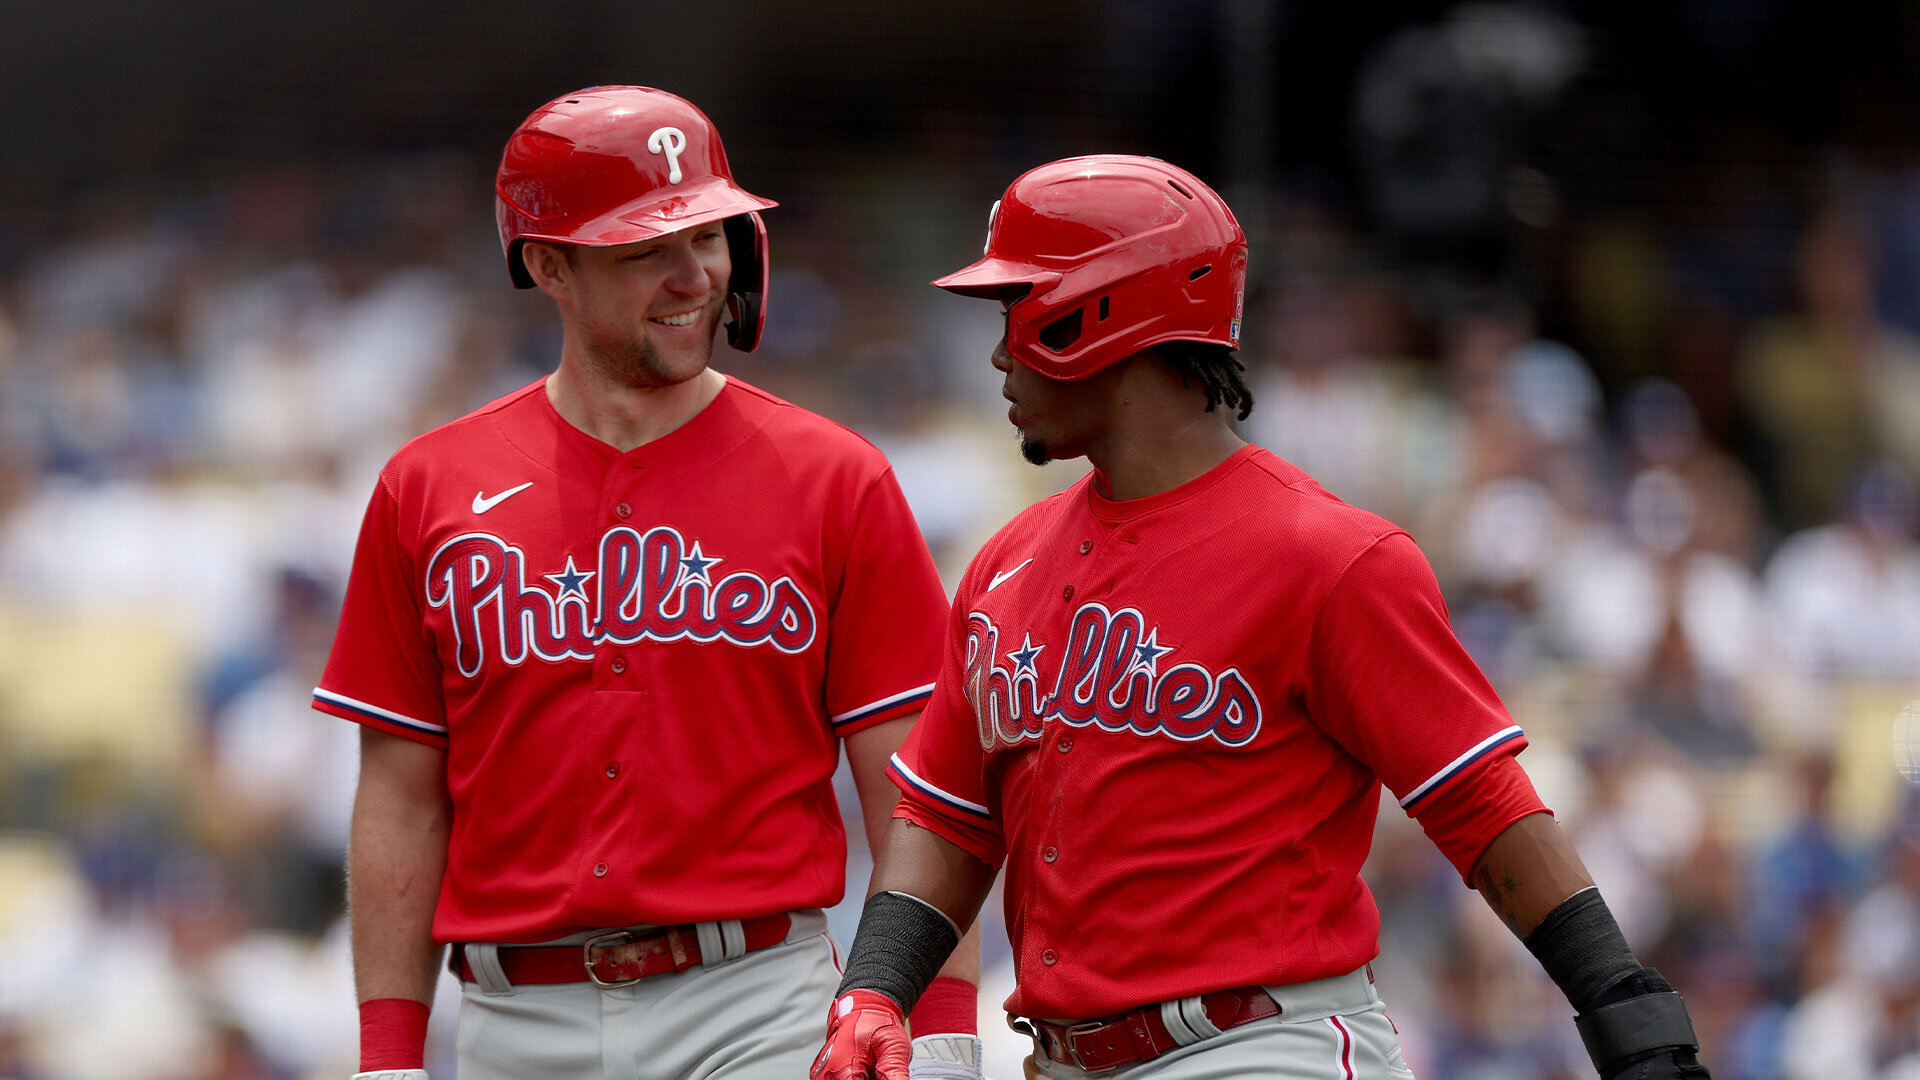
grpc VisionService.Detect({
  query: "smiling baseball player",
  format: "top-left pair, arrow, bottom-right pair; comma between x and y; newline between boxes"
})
313,86 -> 979,1080
811,156 -> 1710,1080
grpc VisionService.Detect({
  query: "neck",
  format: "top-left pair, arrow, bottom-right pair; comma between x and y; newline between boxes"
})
1083,359 -> 1246,501
546,354 -> 726,452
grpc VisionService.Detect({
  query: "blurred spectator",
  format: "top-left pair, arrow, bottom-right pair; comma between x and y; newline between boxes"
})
1778,871 -> 1920,1080
1740,211 -> 1920,530
196,568 -> 354,936
1248,270 -> 1466,529
1528,381 -> 1768,758
1748,755 -> 1867,996
1765,461 -> 1920,686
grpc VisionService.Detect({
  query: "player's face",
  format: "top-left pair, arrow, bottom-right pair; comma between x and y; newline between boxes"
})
993,327 -> 1106,466
562,224 -> 732,387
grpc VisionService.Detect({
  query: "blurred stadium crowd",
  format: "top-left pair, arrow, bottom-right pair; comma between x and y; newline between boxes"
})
2,28 -> 1920,1080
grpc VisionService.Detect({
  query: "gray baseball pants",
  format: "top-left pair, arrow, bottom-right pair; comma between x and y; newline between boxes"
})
1024,966 -> 1416,1080
454,909 -> 839,1080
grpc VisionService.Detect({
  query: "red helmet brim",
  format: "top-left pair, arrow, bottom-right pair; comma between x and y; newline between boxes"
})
931,257 -> 1060,300
514,179 -> 776,254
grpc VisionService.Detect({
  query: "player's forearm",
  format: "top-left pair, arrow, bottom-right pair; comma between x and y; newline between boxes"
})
828,818 -> 996,1022
1469,810 -> 1595,937
1474,812 -> 1709,1077
844,718 -> 982,969
349,731 -> 452,1003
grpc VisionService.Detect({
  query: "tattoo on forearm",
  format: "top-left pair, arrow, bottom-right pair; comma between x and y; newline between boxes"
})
1477,866 -> 1525,934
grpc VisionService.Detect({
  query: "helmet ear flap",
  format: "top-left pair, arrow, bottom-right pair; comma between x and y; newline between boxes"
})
506,238 -> 536,289
723,212 -> 769,352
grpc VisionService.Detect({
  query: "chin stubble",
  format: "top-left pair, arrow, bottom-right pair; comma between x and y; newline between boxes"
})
589,299 -> 721,388
1019,433 -> 1051,467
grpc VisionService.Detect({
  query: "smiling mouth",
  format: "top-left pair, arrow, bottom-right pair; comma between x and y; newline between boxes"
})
649,309 -> 703,327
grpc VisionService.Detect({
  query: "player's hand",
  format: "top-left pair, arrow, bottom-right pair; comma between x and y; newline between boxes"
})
908,1033 -> 984,1080
812,989 -> 912,1080
351,1072 -> 429,1080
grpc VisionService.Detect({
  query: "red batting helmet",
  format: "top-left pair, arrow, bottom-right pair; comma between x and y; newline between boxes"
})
496,86 -> 778,352
933,155 -> 1246,380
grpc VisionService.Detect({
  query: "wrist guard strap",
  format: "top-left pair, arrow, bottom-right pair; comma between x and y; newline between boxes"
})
834,891 -> 962,1014
1522,887 -> 1641,1011
1574,971 -> 1701,1077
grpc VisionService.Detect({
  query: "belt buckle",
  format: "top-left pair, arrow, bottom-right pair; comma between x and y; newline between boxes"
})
583,930 -> 641,988
1064,1020 -> 1122,1073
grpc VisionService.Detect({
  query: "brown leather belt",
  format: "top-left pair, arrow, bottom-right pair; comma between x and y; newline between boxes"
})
454,913 -> 792,988
1021,986 -> 1282,1072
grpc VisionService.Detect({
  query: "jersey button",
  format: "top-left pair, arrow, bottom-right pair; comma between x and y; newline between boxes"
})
610,656 -> 627,674
1079,540 -> 1093,554
592,862 -> 609,877
615,502 -> 633,519
1041,949 -> 1058,966
1062,585 -> 1075,601
1056,737 -> 1072,753
1042,846 -> 1058,863
605,762 -> 620,779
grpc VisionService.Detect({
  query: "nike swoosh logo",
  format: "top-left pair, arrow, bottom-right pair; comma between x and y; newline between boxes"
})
988,557 -> 1035,592
472,482 -> 534,514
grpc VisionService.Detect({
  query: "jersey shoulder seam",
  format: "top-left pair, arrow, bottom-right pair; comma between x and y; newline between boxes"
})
432,378 -> 546,428
1303,527 -> 1414,662
724,377 -> 894,463
1247,450 -> 1339,499
387,380 -> 546,463
1245,450 -> 1406,536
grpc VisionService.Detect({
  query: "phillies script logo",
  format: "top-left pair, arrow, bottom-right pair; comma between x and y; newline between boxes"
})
425,526 -> 816,677
963,602 -> 1262,751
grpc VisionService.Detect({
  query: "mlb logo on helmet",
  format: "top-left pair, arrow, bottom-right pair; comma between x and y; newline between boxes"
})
1230,248 -> 1248,345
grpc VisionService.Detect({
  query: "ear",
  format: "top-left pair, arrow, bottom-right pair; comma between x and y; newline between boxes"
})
521,241 -> 573,301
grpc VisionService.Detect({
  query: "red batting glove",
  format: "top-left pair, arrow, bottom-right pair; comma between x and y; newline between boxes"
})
811,989 -> 912,1080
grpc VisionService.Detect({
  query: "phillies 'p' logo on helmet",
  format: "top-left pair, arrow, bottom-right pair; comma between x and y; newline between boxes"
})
495,86 -> 778,352
933,155 -> 1247,380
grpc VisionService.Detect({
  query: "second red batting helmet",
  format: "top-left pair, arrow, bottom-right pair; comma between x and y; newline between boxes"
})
933,155 -> 1246,380
496,86 -> 778,352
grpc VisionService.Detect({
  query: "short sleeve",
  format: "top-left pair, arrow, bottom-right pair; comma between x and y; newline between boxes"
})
1304,531 -> 1526,812
887,573 -> 1007,868
1413,754 -> 1551,883
824,468 -> 949,736
312,474 -> 448,746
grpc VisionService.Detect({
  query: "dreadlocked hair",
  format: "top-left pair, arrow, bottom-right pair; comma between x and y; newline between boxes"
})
1157,341 -> 1255,422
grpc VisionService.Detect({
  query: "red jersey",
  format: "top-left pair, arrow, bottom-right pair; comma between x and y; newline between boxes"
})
890,445 -> 1543,1020
314,376 -> 948,943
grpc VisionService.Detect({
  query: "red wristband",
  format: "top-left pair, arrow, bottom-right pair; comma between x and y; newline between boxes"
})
359,997 -> 430,1071
908,976 -> 978,1036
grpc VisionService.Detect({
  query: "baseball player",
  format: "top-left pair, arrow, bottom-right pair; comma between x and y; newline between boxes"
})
313,87 -> 982,1080
811,156 -> 1712,1080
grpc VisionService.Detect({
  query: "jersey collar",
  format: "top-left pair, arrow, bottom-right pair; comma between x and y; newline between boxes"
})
1085,443 -> 1262,523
